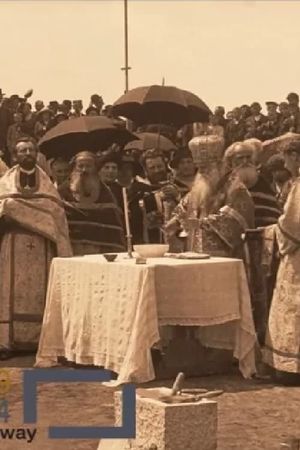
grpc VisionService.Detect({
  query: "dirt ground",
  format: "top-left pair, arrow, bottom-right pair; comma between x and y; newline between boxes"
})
1,356 -> 300,450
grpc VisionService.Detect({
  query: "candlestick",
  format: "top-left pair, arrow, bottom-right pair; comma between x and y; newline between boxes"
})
126,234 -> 133,258
122,187 -> 133,258
122,187 -> 131,236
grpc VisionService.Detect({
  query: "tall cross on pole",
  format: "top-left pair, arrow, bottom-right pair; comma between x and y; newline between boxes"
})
121,0 -> 131,93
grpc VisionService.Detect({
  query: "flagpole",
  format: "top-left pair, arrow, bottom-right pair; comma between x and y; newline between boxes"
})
122,0 -> 131,94
121,0 -> 133,132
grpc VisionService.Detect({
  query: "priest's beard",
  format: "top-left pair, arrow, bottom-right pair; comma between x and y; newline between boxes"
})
70,171 -> 100,198
234,164 -> 258,188
189,168 -> 221,218
19,156 -> 36,171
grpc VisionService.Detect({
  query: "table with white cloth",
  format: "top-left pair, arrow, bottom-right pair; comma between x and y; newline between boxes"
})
35,254 -> 257,384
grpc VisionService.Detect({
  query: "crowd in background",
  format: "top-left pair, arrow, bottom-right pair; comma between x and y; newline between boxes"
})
1,89 -> 300,167
0,90 -> 114,166
181,91 -> 300,147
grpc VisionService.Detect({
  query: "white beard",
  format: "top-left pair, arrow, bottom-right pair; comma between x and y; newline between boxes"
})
189,172 -> 218,218
70,171 -> 100,200
235,165 -> 258,188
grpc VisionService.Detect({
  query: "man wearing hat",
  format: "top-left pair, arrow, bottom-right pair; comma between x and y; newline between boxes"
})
73,100 -> 84,117
60,100 -> 72,117
245,102 -> 267,140
260,102 -> 280,140
170,147 -> 196,198
54,111 -> 68,125
0,94 -> 14,164
225,107 -> 246,146
90,94 -> 104,114
214,106 -> 227,128
285,93 -> 300,133
86,106 -> 99,117
34,100 -> 44,114
34,108 -> 54,141
278,102 -> 293,135
286,92 -> 299,109
48,101 -> 59,116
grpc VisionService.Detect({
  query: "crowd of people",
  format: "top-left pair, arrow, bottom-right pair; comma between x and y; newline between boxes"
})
0,90 -> 113,167
185,91 -> 300,147
0,87 -> 300,387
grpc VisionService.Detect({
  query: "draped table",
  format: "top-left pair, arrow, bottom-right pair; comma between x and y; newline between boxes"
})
35,254 -> 257,383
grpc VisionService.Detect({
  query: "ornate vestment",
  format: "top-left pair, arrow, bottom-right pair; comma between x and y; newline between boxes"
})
173,175 -> 255,258
263,178 -> 300,373
0,158 -> 8,177
0,166 -> 72,350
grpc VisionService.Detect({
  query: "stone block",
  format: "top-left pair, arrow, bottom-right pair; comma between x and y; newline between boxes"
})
114,387 -> 217,450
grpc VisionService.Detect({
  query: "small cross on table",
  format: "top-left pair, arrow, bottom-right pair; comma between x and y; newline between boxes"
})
26,241 -> 35,250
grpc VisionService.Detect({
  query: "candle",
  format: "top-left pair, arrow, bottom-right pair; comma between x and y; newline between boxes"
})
122,187 -> 131,236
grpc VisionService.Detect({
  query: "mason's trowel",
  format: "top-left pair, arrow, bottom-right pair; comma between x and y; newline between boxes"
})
137,372 -> 224,404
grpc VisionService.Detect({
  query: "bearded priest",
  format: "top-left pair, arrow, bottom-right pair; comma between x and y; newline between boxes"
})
0,136 -> 72,359
58,151 -> 126,255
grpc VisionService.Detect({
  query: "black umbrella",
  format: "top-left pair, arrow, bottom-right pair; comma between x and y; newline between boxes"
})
124,132 -> 176,153
112,85 -> 211,127
38,116 -> 138,159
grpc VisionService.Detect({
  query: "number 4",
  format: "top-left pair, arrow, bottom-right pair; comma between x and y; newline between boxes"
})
0,399 -> 10,422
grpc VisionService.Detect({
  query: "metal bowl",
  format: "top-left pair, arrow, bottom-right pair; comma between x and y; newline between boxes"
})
133,244 -> 169,258
103,253 -> 118,262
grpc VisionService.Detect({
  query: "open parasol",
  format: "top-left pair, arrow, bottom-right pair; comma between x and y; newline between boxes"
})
112,85 -> 211,127
124,132 -> 176,153
38,116 -> 138,159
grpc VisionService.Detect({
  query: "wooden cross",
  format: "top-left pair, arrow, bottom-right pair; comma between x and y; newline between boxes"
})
26,241 -> 35,250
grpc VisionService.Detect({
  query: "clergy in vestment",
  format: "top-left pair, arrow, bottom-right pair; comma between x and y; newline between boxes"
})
0,157 -> 8,177
58,151 -> 126,255
263,140 -> 300,384
0,137 -> 72,359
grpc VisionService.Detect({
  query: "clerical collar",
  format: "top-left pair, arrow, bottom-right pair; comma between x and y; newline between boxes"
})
19,167 -> 36,175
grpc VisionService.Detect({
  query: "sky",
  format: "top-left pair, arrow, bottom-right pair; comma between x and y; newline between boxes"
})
2,0 -> 300,113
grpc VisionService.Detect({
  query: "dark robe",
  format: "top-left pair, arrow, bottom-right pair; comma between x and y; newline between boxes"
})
126,179 -> 160,244
249,173 -> 281,227
58,181 -> 125,254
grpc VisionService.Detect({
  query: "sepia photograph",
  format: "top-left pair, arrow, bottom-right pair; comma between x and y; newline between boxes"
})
0,1 -> 300,449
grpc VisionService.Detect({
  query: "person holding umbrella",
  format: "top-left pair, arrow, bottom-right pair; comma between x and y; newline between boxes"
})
135,148 -> 180,244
